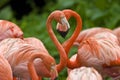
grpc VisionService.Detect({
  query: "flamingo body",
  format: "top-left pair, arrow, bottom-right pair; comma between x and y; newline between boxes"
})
77,32 -> 120,78
0,55 -> 13,80
0,38 -> 57,79
74,27 -> 113,46
67,67 -> 102,80
24,37 -> 49,53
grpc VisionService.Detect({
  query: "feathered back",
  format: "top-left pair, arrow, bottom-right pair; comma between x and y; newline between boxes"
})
67,67 -> 102,80
78,32 -> 120,68
0,55 -> 13,80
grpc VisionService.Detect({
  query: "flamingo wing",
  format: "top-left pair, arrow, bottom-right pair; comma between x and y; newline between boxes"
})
0,55 -> 13,80
77,32 -> 120,78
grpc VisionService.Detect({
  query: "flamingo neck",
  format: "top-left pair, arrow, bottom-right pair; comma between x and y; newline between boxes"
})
62,10 -> 82,54
28,52 -> 50,80
67,55 -> 81,69
46,14 -> 67,72
62,10 -> 82,68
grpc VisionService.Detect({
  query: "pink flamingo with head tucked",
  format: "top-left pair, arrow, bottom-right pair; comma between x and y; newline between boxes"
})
0,20 -> 23,40
0,20 -> 23,80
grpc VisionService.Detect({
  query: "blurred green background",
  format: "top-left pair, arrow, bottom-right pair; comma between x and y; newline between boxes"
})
0,0 -> 120,80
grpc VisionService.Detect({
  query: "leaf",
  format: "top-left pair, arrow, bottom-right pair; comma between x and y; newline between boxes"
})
0,6 -> 13,20
57,0 -> 78,9
106,15 -> 120,29
0,0 -> 9,8
94,0 -> 109,10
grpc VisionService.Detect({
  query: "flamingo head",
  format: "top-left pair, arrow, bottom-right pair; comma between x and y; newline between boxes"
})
0,20 -> 23,39
43,55 -> 58,80
50,10 -> 70,38
56,22 -> 70,38
9,23 -> 24,39
50,63 -> 58,80
103,66 -> 120,79
56,10 -> 74,38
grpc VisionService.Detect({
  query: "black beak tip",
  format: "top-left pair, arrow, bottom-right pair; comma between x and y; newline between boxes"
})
57,29 -> 69,38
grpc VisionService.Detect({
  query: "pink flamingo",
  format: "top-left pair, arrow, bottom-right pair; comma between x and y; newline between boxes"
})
67,53 -> 102,80
67,66 -> 102,80
0,20 -> 23,80
0,54 -> 13,80
0,38 -> 58,80
56,9 -> 82,67
57,10 -> 120,79
0,10 -> 69,80
67,32 -> 120,79
0,20 -> 23,41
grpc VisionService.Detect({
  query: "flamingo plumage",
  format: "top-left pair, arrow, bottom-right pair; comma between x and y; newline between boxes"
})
0,20 -> 23,41
67,66 -> 102,80
73,27 -> 113,47
0,54 -> 13,80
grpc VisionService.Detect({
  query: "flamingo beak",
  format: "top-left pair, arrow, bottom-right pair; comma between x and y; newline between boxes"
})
50,65 -> 58,80
56,17 -> 70,38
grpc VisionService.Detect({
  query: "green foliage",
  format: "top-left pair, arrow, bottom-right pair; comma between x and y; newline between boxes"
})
0,0 -> 120,79
0,0 -> 9,8
0,6 -> 13,20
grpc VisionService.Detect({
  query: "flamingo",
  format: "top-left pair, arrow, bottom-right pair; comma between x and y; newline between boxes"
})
56,10 -> 120,79
56,9 -> 82,67
67,66 -> 102,80
0,54 -> 13,80
0,38 -> 57,80
0,10 -> 69,80
113,27 -> 120,44
0,20 -> 23,41
67,53 -> 102,80
66,32 -> 120,79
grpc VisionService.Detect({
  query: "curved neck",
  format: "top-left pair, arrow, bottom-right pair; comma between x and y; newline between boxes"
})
62,10 -> 82,54
28,53 -> 48,80
62,10 -> 82,68
46,13 -> 67,72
